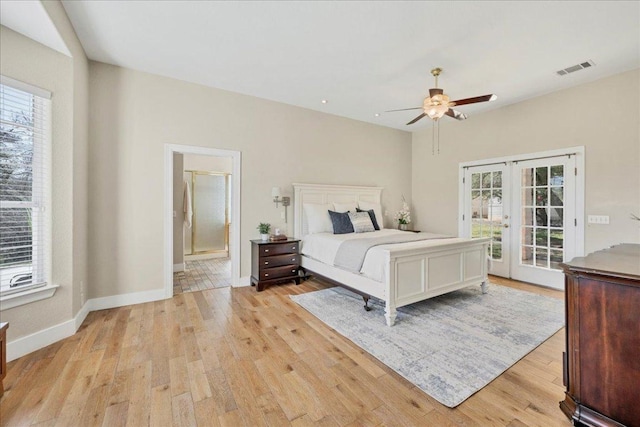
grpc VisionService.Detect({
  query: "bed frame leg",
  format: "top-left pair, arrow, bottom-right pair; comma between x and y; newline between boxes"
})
362,296 -> 372,311
481,280 -> 488,294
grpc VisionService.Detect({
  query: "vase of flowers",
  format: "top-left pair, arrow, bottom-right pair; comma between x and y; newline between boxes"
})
257,222 -> 271,240
394,196 -> 411,230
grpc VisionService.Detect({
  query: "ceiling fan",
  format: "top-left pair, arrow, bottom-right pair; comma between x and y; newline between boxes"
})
387,68 -> 497,125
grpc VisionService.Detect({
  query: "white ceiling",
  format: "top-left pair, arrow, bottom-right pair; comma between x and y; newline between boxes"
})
57,1 -> 640,130
0,0 -> 70,57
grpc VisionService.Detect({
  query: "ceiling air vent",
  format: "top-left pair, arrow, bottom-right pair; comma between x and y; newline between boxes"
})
556,60 -> 595,76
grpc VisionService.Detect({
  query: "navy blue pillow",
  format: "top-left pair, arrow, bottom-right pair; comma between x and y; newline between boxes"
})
356,208 -> 380,230
328,210 -> 354,234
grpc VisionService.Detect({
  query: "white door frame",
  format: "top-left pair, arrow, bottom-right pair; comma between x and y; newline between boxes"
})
164,144 -> 241,298
458,146 -> 585,283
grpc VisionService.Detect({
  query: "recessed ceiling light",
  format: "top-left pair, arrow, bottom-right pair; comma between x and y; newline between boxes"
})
374,113 -> 380,117
321,99 -> 328,104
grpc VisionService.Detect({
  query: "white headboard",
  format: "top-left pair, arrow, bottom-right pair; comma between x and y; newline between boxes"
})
293,183 -> 383,238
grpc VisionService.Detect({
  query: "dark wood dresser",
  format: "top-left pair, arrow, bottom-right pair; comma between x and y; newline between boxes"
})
560,244 -> 640,427
251,239 -> 301,292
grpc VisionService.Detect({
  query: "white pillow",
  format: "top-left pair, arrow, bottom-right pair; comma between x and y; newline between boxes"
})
303,203 -> 333,234
358,201 -> 384,229
332,202 -> 357,213
348,211 -> 375,233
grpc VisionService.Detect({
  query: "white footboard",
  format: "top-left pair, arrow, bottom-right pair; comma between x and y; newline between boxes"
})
384,238 -> 490,326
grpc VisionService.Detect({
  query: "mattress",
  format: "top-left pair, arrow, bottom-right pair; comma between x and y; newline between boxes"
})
301,229 -> 468,282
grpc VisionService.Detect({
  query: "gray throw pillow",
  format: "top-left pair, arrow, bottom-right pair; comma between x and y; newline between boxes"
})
328,210 -> 354,234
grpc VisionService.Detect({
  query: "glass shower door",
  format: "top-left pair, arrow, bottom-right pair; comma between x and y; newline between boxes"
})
193,172 -> 228,253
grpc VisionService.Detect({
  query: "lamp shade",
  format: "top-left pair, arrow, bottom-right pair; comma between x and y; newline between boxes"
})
271,187 -> 281,197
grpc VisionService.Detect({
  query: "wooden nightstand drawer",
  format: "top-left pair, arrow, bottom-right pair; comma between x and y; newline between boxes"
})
260,265 -> 298,281
260,253 -> 299,269
259,242 -> 298,256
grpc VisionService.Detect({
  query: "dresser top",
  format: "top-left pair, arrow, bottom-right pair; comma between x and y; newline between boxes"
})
562,243 -> 640,280
251,238 -> 300,245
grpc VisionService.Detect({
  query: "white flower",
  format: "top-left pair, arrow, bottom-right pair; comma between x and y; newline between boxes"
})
394,196 -> 411,224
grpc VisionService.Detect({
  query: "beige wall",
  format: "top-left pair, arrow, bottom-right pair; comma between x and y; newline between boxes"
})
412,69 -> 640,255
88,61 -> 412,298
0,13 -> 89,342
184,154 -> 233,173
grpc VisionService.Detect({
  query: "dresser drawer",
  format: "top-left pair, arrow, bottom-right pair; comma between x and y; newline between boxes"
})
260,253 -> 299,269
260,242 -> 298,256
260,265 -> 298,281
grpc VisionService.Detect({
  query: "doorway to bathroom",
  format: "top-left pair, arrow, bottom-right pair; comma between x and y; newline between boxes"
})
164,144 -> 241,298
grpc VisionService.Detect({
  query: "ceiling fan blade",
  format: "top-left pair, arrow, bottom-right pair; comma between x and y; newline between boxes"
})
450,94 -> 497,106
445,108 -> 468,121
385,107 -> 422,112
406,113 -> 427,125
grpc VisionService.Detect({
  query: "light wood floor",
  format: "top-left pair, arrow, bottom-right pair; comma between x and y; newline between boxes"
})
0,276 -> 570,426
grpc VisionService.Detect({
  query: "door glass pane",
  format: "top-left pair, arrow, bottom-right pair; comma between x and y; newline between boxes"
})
550,165 -> 564,185
550,249 -> 564,270
522,227 -> 533,245
521,246 -> 534,265
522,168 -> 534,186
535,167 -> 548,186
523,208 -> 534,226
536,228 -> 547,246
535,188 -> 548,206
492,171 -> 502,187
482,172 -> 491,188
550,208 -> 563,227
551,187 -> 563,206
536,248 -> 548,268
522,188 -> 534,207
550,229 -> 563,248
492,243 -> 502,260
535,208 -> 548,226
471,173 -> 481,189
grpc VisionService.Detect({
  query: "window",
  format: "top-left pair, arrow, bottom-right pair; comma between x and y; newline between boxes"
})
0,77 -> 51,298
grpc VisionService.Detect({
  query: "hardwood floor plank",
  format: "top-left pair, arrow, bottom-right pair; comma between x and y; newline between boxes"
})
0,277 -> 571,427
150,384 -> 173,427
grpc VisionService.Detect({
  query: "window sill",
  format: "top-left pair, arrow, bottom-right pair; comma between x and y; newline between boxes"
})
0,284 -> 59,310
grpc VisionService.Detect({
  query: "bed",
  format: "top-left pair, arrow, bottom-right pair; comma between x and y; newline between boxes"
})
293,183 -> 490,326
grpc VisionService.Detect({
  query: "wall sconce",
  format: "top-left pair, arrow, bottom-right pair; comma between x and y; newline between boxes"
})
272,187 -> 291,222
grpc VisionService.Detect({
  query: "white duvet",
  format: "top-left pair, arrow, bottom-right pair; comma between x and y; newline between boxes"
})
301,229 -> 468,282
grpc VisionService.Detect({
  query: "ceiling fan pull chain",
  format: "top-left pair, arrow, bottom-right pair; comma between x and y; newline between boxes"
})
437,120 -> 441,154
432,120 -> 436,155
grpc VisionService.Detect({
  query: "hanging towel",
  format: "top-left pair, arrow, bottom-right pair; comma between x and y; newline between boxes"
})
183,180 -> 193,229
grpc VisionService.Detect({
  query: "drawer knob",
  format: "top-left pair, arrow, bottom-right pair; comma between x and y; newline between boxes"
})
292,258 -> 296,261
292,270 -> 296,273
265,249 -> 269,253
264,262 -> 269,265
265,274 -> 269,277
292,246 -> 296,250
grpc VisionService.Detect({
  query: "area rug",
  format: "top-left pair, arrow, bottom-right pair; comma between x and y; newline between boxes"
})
290,283 -> 564,407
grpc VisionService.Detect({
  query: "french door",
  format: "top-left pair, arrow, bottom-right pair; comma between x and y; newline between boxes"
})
462,154 -> 578,289
463,164 -> 511,277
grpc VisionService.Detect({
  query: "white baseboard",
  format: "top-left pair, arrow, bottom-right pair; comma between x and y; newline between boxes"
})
236,276 -> 251,287
88,288 -> 166,311
6,288 -> 167,362
7,316 -> 77,362
173,263 -> 185,273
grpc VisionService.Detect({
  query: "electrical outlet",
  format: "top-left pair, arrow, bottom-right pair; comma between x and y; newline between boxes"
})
588,215 -> 610,224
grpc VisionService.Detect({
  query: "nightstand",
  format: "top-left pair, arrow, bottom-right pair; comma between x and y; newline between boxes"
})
251,239 -> 301,292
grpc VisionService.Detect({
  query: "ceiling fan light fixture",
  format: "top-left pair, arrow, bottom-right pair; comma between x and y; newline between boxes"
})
423,94 -> 450,119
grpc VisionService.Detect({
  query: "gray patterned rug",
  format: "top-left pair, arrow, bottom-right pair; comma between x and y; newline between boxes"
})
290,283 -> 564,407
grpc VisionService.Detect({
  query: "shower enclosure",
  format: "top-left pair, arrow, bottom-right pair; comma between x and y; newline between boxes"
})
184,170 -> 230,257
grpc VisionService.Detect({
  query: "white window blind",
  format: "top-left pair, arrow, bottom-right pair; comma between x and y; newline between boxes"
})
0,77 -> 51,296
